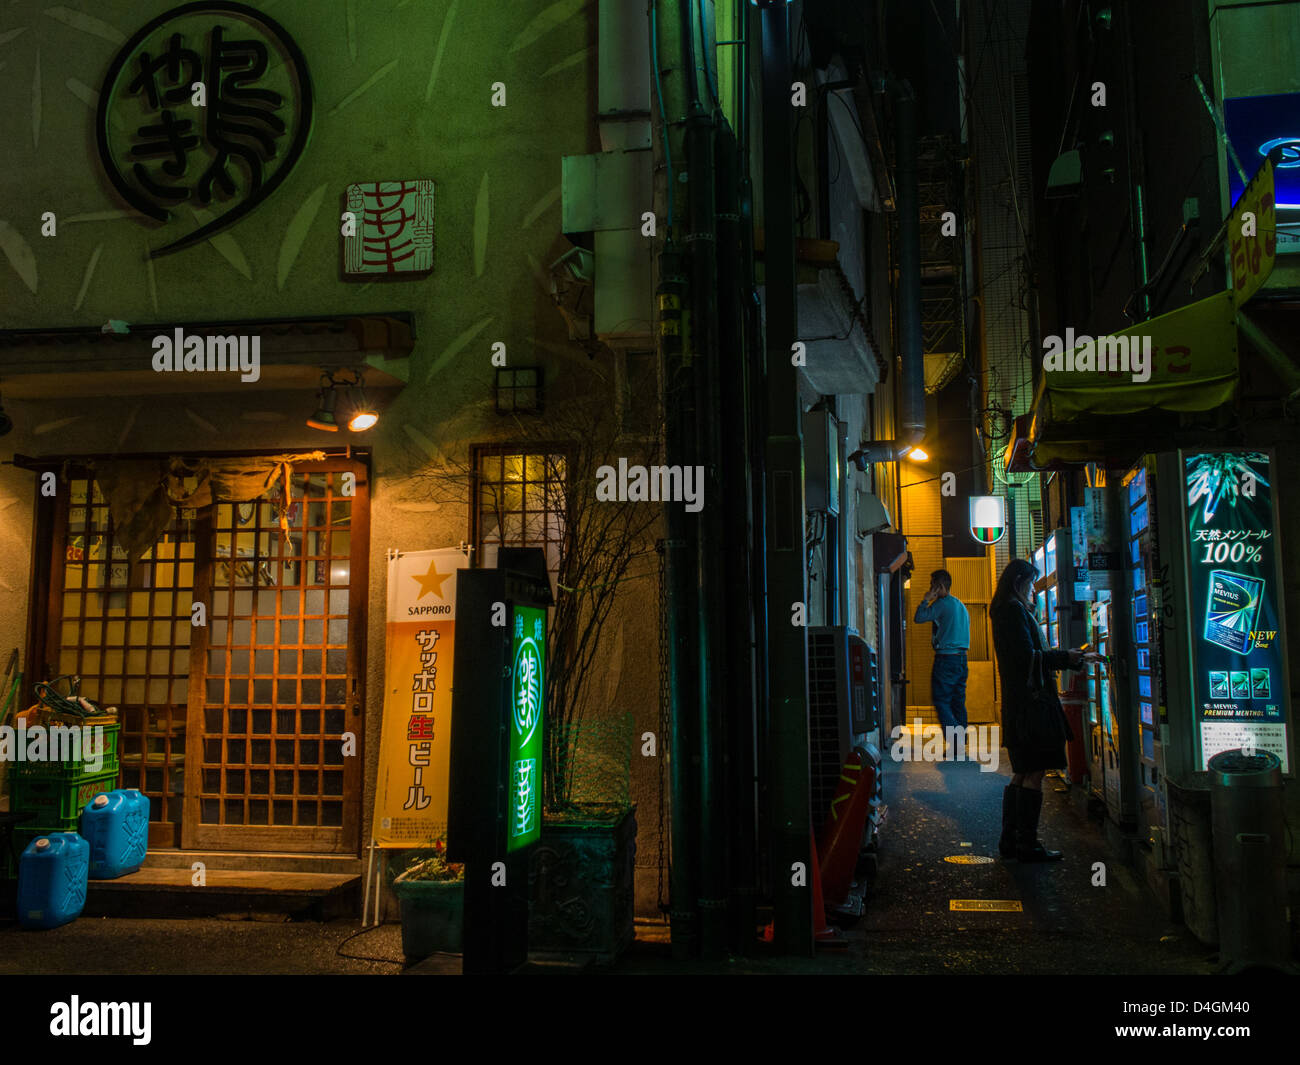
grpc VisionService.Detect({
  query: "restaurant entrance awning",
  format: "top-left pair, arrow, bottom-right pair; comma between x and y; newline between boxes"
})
0,313 -> 414,398
1024,290 -> 1239,468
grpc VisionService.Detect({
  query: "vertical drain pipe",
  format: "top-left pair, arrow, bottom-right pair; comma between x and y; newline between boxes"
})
737,0 -> 770,948
716,119 -> 756,954
652,0 -> 701,959
758,0 -> 813,956
848,80 -> 925,467
894,81 -> 925,455
682,0 -> 726,961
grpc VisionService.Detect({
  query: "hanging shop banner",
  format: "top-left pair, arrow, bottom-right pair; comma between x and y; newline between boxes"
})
371,547 -> 470,847
1069,505 -> 1092,602
1182,450 -> 1291,771
1228,154 -> 1276,305
1084,487 -> 1119,591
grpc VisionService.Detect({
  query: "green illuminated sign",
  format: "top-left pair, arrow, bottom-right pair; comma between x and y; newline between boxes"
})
508,605 -> 545,851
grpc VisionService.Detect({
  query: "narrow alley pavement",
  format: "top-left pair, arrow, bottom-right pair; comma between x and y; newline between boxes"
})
612,755 -> 1221,975
844,755 -> 1216,975
0,756 -> 1221,975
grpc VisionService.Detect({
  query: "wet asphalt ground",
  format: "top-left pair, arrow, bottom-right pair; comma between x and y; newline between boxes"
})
839,757 -> 1215,975
0,757 -> 1218,975
615,756 -> 1219,975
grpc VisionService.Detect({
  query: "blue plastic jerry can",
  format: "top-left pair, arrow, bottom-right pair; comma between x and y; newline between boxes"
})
81,788 -> 149,880
17,833 -> 89,930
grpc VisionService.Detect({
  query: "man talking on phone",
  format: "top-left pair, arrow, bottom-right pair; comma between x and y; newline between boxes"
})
913,569 -> 970,740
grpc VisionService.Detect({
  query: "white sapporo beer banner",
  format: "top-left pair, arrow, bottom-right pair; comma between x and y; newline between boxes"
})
371,548 -> 469,847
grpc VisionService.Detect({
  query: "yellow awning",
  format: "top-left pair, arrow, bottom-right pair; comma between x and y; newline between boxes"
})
1024,159 -> 1277,467
1031,290 -> 1238,433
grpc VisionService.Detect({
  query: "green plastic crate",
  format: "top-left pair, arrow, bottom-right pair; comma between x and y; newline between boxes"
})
13,722 -> 120,780
11,769 -> 118,825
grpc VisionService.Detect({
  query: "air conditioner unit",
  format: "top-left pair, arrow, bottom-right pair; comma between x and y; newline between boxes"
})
803,409 -> 841,516
808,627 -> 882,839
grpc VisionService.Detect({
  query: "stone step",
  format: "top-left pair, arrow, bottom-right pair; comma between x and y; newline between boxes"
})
142,849 -> 362,875
82,869 -> 360,920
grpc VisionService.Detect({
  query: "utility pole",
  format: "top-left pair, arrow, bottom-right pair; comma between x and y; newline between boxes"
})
757,0 -> 812,955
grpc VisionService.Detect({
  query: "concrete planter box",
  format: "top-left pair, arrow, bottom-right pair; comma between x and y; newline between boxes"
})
392,878 -> 464,960
528,804 -> 636,964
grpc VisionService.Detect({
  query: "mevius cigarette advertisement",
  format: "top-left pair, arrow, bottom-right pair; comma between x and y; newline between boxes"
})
1182,451 -> 1290,770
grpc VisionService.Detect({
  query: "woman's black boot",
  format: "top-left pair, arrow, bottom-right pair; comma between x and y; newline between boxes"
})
1016,787 -> 1063,862
999,785 -> 1019,859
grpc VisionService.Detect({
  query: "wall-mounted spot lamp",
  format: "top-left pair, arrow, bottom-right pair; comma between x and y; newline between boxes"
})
307,369 -> 379,433
307,373 -> 340,432
849,439 -> 926,469
346,371 -> 378,431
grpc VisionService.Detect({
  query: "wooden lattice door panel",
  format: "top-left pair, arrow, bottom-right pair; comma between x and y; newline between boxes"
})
46,476 -> 194,849
183,461 -> 367,853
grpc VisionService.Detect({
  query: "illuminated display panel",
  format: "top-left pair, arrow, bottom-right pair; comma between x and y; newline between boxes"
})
1182,451 -> 1290,771
507,604 -> 546,852
1224,94 -> 1300,212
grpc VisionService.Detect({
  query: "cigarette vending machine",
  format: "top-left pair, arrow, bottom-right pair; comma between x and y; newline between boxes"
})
1032,537 -> 1056,648
1082,593 -> 1120,811
1074,479 -> 1144,830
1122,461 -> 1166,832
1034,528 -> 1088,783
1152,449 -> 1292,784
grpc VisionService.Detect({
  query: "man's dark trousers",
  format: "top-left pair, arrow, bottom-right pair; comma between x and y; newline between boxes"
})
931,651 -> 968,729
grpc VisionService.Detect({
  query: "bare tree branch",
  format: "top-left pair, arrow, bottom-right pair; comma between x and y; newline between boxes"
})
406,397 -> 661,811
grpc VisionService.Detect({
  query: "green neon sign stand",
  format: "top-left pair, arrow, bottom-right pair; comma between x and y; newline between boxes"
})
508,605 -> 546,853
446,548 -> 552,974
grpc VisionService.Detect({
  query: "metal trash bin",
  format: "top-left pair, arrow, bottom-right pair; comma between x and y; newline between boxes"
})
1208,749 -> 1290,971
1166,772 -> 1217,944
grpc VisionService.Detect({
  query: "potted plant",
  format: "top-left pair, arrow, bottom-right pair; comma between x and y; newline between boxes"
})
390,841 -> 465,960
408,398 -> 657,963
523,405 -> 652,964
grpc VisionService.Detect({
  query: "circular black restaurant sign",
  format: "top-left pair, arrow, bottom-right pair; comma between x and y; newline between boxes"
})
95,2 -> 313,258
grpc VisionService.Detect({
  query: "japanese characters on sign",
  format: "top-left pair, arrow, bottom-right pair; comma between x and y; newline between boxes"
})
1084,486 -> 1118,591
1228,155 -> 1277,304
404,628 -> 440,812
96,2 -> 313,257
1182,451 -> 1290,771
507,605 -> 546,852
1070,504 -> 1092,602
344,181 -> 436,275
372,548 -> 468,847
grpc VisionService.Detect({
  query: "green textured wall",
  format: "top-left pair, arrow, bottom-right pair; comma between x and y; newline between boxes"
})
0,0 -> 658,873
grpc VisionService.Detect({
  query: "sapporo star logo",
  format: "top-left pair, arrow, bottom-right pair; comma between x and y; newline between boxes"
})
411,558 -> 450,600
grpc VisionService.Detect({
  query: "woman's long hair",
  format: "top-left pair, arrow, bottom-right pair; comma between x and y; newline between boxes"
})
991,557 -> 1039,614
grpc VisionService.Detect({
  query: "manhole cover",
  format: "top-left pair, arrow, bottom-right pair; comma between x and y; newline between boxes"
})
943,854 -> 995,865
949,899 -> 1023,912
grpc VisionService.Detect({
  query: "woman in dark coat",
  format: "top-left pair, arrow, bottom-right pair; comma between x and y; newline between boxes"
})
990,558 -> 1103,862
